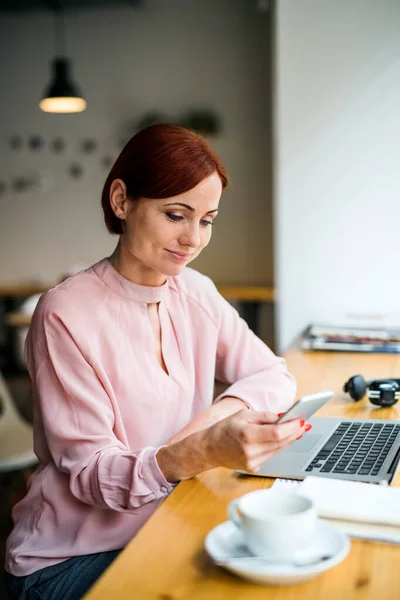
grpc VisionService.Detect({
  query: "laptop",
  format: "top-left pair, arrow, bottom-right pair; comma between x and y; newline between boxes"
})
243,417 -> 400,485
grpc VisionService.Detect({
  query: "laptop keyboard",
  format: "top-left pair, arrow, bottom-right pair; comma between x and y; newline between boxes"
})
305,422 -> 400,477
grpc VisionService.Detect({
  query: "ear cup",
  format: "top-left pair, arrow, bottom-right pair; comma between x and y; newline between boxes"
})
343,375 -> 367,401
368,380 -> 400,407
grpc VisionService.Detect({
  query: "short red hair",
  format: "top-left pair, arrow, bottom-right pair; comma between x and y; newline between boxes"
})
101,123 -> 229,234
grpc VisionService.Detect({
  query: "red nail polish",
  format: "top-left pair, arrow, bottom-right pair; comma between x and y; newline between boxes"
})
296,434 -> 303,440
305,424 -> 312,432
300,419 -> 305,427
277,413 -> 285,417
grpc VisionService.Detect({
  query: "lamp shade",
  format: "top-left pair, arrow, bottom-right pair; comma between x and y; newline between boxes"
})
39,58 -> 87,113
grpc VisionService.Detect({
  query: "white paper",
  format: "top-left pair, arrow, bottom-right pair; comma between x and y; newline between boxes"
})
272,477 -> 400,544
298,477 -> 400,525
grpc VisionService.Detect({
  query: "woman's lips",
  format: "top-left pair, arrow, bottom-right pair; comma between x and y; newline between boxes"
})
166,250 -> 193,262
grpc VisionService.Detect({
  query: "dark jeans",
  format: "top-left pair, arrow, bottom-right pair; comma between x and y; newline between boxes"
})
4,550 -> 121,600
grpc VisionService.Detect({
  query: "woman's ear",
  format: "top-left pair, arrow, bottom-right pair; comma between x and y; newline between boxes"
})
109,179 -> 128,220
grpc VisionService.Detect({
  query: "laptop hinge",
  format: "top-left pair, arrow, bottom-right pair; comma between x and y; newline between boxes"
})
388,445 -> 400,476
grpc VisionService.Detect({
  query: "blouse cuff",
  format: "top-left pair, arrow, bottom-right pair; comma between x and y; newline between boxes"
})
142,446 -> 177,496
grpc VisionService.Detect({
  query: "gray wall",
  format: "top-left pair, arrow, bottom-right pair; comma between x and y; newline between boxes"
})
274,0 -> 400,351
0,0 -> 273,289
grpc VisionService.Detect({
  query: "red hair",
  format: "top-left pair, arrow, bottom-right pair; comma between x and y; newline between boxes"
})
101,123 -> 229,234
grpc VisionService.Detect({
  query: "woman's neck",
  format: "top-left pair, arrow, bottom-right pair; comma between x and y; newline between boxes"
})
108,242 -> 167,287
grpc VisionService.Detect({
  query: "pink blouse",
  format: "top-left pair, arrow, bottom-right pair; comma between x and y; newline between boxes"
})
6,258 -> 296,576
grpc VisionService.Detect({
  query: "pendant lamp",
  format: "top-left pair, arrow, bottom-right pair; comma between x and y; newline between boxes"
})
39,8 -> 86,113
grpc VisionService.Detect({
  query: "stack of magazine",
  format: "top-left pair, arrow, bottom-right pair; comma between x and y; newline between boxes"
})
301,324 -> 400,354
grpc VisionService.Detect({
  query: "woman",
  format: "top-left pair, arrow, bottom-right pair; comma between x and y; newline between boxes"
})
5,124 -> 308,600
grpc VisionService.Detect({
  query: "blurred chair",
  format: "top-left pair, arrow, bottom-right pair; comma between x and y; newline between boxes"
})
0,371 -> 37,472
16,293 -> 42,368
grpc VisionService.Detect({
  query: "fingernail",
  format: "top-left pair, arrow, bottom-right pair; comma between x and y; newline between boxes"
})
296,434 -> 303,440
305,424 -> 312,432
277,413 -> 285,417
300,419 -> 305,427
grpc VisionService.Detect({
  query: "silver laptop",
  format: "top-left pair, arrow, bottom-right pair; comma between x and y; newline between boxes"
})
244,417 -> 400,485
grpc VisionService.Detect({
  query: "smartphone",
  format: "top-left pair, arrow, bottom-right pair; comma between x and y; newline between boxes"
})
276,391 -> 334,423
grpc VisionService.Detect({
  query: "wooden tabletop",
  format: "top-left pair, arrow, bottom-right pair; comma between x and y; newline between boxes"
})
5,313 -> 32,327
83,344 -> 400,600
216,285 -> 275,301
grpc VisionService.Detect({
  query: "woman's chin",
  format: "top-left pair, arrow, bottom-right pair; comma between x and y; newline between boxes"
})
155,255 -> 192,277
164,263 -> 187,276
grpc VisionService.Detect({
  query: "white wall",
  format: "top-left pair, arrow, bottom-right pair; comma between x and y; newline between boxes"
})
274,0 -> 400,352
0,0 -> 273,286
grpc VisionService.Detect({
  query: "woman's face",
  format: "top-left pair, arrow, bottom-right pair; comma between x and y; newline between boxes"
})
118,172 -> 222,284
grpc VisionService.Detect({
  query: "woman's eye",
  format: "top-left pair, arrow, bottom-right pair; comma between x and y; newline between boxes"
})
166,212 -> 213,227
166,212 -> 183,222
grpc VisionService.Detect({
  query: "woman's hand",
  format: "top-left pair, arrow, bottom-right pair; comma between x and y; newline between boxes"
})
202,409 -> 306,474
156,409 -> 308,482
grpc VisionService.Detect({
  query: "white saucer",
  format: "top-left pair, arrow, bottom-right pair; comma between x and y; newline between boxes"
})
205,519 -> 351,586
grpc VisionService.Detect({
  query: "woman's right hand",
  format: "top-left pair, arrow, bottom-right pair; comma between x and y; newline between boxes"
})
201,409 -> 307,474
157,409 -> 308,482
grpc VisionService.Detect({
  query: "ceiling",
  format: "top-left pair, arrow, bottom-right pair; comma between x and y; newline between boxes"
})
0,0 -> 143,12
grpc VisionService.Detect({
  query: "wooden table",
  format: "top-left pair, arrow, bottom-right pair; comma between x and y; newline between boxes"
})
83,344 -> 400,600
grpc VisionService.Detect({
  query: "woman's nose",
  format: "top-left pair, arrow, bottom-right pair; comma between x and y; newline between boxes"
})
180,224 -> 201,248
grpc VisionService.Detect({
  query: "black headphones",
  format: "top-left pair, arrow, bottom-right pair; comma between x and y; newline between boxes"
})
343,375 -> 400,407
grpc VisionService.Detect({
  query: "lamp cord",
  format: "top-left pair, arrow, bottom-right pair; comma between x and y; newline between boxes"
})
52,1 -> 66,57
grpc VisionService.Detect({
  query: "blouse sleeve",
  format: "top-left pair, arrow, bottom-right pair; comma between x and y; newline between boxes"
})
212,287 -> 296,413
25,294 -> 175,513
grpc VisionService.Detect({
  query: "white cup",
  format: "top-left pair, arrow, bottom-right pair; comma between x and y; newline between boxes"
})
228,489 -> 317,562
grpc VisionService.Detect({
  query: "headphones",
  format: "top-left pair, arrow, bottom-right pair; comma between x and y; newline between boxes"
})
343,375 -> 400,407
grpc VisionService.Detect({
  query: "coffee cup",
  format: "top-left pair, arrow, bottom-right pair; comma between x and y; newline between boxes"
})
227,488 -> 317,562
